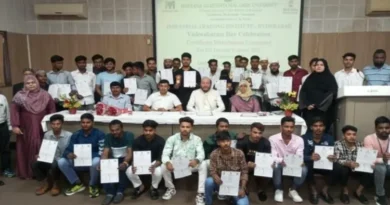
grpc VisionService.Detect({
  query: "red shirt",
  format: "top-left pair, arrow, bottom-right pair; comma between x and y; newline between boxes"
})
283,68 -> 308,93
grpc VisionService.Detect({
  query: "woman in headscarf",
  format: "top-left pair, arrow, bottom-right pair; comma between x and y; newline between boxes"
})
11,75 -> 56,179
299,59 -> 338,133
230,80 -> 261,112
217,69 -> 235,112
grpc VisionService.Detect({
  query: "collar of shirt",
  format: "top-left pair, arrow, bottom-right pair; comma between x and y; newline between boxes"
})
49,70 -> 64,74
370,64 -> 390,70
77,128 -> 98,138
157,92 -> 170,97
175,133 -> 194,141
304,133 -> 331,145
249,68 -> 261,73
49,130 -> 66,139
277,134 -> 299,144
217,148 -> 234,159
341,68 -> 358,73
109,93 -> 125,99
285,68 -> 305,75
75,69 -> 91,75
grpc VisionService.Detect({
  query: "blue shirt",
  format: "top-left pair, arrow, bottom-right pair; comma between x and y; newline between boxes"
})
63,128 -> 105,159
363,64 -> 390,85
96,71 -> 123,86
102,93 -> 131,109
302,133 -> 334,163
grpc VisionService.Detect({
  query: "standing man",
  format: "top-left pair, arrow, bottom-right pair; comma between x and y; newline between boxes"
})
240,57 -> 249,70
0,93 -> 14,179
173,53 -> 202,110
260,58 -> 269,74
206,59 -> 220,87
92,54 -> 106,75
223,61 -> 232,73
242,55 -> 263,97
334,53 -> 364,88
36,70 -> 49,91
186,77 -> 225,112
172,58 -> 181,73
161,117 -> 206,205
95,57 -> 124,99
146,57 -> 157,80
71,55 -> 96,110
363,49 -> 390,85
263,60 -> 282,111
100,120 -> 134,205
132,61 -> 158,111
234,55 -> 242,68
156,59 -> 174,85
283,55 -> 308,96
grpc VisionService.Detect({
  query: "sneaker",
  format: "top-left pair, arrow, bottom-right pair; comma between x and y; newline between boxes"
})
288,189 -> 303,202
113,193 -> 124,204
257,191 -> 267,202
101,195 -> 114,205
274,189 -> 284,202
89,186 -> 100,198
65,184 -> 85,196
3,169 -> 15,178
217,195 -> 229,200
376,195 -> 388,205
162,188 -> 176,200
195,193 -> 205,205
150,188 -> 159,200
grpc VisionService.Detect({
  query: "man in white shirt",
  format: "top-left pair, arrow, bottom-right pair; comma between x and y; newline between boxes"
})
263,60 -> 282,111
187,77 -> 225,112
143,79 -> 182,111
334,53 -> 364,88
71,55 -> 96,110
0,94 -> 13,182
205,59 -> 221,88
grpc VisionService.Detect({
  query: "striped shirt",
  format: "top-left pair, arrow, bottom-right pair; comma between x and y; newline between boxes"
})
362,64 -> 390,85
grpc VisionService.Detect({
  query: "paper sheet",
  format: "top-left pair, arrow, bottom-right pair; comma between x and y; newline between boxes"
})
278,77 -> 293,93
215,80 -> 227,96
111,146 -> 127,158
172,157 -> 191,179
37,139 -> 58,163
254,152 -> 273,178
124,78 -> 137,94
283,154 -> 303,177
74,144 -> 92,167
355,148 -> 377,173
134,89 -> 148,105
86,63 -> 93,73
160,69 -> 174,84
133,151 -> 152,175
251,73 -> 262,89
184,71 -> 196,88
313,146 -> 334,170
100,159 -> 119,184
232,69 -> 244,82
103,81 -> 111,95
266,83 -> 279,99
48,84 -> 71,100
219,171 -> 240,196
75,81 -> 93,97
230,140 -> 237,148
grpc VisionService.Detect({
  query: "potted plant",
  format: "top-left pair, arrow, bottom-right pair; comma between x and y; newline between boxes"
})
278,91 -> 298,117
60,94 -> 81,114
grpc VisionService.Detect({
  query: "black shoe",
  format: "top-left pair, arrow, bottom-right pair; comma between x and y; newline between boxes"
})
131,186 -> 145,199
0,180 -> 4,186
150,188 -> 159,200
113,193 -> 124,204
320,192 -> 334,204
101,195 -> 114,205
257,191 -> 267,201
340,194 -> 350,204
353,192 -> 368,204
376,195 -> 388,205
309,193 -> 319,204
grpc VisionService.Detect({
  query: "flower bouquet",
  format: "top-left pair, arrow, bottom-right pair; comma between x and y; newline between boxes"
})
60,94 -> 81,114
96,102 -> 107,116
278,91 -> 299,117
96,103 -> 130,116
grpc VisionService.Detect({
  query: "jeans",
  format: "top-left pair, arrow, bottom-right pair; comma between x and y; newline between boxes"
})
273,164 -> 307,190
57,157 -> 100,186
103,158 -> 130,195
32,160 -> 60,181
374,164 -> 390,196
333,162 -> 371,187
0,122 -> 11,172
204,177 -> 249,205
306,162 -> 334,185
126,166 -> 162,189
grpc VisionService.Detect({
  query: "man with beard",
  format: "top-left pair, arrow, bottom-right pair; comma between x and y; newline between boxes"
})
223,61 -> 232,73
156,59 -> 174,85
363,49 -> 390,85
334,53 -> 364,88
146,57 -> 157,80
172,58 -> 181,73
364,116 -> 390,205
283,55 -> 308,95
187,77 -> 225,112
263,60 -> 282,111
205,59 -> 220,88
240,57 -> 249,70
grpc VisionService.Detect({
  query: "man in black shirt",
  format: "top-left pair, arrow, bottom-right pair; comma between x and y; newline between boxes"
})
236,122 -> 271,202
126,120 -> 165,200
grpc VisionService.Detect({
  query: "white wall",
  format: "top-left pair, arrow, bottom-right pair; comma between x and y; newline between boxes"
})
0,0 -> 26,33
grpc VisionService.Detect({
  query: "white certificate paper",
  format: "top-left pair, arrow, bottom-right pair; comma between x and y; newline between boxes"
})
215,80 -> 227,96
38,139 -> 58,163
355,148 -> 377,173
75,81 -> 93,97
251,73 -> 262,89
266,83 -> 279,99
86,63 -> 93,73
103,81 -> 111,95
74,144 -> 92,167
133,151 -> 152,175
219,171 -> 240,196
160,69 -> 174,84
278,77 -> 293,93
232,69 -> 244,82
100,159 -> 119,184
254,152 -> 273,178
230,140 -> 237,148
172,157 -> 191,179
134,89 -> 148,105
283,154 -> 303,177
314,146 -> 334,170
48,84 -> 71,99
184,71 -> 196,88
124,78 -> 137,94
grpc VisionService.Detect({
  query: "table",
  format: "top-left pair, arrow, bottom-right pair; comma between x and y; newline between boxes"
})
41,111 -> 307,139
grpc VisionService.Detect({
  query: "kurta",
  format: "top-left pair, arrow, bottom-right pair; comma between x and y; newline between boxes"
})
11,98 -> 56,178
230,95 -> 261,112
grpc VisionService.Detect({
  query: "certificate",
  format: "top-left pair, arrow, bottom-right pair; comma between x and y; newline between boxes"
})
103,81 -> 111,95
230,140 -> 237,148
265,83 -> 279,99
215,80 -> 227,96
111,146 -> 127,158
184,71 -> 196,88
134,89 -> 148,105
86,63 -> 93,73
172,157 -> 191,179
254,152 -> 273,178
74,144 -> 92,167
133,151 -> 152,175
75,81 -> 93,97
124,78 -> 137,94
314,146 -> 334,170
219,171 -> 240,196
278,77 -> 293,93
283,154 -> 303,177
232,69 -> 244,82
48,84 -> 71,99
37,139 -> 58,163
355,148 -> 377,173
160,69 -> 174,84
100,159 -> 119,184
250,73 -> 262,89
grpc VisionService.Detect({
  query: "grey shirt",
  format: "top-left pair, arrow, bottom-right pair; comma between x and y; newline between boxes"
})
47,70 -> 76,90
44,130 -> 72,160
132,74 -> 157,96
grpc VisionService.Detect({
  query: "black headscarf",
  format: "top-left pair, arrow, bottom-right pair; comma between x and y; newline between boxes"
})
300,58 -> 338,107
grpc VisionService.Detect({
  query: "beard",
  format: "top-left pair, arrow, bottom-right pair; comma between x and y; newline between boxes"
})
374,62 -> 385,68
271,70 -> 279,75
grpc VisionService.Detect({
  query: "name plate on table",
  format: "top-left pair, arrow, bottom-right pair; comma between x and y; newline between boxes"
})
337,86 -> 390,98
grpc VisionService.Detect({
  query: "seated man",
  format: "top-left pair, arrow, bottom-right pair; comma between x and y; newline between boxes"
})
143,79 -> 182,111
58,113 -> 105,198
334,125 -> 370,204
32,114 -> 72,196
364,116 -> 390,205
126,120 -> 165,200
303,117 -> 335,204
206,131 -> 249,205
101,120 -> 134,205
236,122 -> 271,202
187,77 -> 225,112
269,116 -> 307,203
161,117 -> 207,205
102,81 -> 131,109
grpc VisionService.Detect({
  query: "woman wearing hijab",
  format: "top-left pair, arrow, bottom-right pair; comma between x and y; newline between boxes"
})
230,80 -> 261,112
299,59 -> 338,133
11,75 -> 56,179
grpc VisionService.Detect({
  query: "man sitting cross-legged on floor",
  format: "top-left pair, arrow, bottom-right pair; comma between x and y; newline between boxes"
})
100,120 -> 134,205
58,113 -> 105,198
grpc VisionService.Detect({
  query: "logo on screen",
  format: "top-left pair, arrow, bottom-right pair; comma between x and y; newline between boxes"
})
165,1 -> 175,9
283,0 -> 298,14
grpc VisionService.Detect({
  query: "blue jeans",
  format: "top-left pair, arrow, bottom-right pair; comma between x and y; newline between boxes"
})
57,157 -> 100,186
374,164 -> 390,196
102,158 -> 130,195
273,164 -> 307,190
205,177 -> 249,205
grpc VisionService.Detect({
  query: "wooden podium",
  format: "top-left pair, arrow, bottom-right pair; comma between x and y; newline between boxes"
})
336,86 -> 390,141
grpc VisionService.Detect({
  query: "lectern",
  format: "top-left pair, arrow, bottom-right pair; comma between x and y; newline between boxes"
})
336,86 -> 390,141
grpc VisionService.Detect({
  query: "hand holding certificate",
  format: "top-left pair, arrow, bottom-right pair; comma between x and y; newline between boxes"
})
172,157 -> 191,179
313,146 -> 334,170
100,159 -> 119,183
355,148 -> 377,173
254,152 -> 273,178
74,144 -> 92,167
219,171 -> 240,196
38,139 -> 58,163
133,151 -> 152,175
134,89 -> 148,105
160,69 -> 174,84
283,154 -> 303,177
184,71 -> 196,88
124,78 -> 137,94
